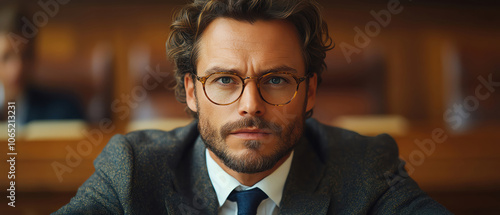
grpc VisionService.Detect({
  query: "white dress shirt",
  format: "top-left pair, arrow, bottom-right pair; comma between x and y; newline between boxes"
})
206,149 -> 294,215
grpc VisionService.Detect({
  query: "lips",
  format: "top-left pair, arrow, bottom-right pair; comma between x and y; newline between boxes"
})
229,128 -> 272,139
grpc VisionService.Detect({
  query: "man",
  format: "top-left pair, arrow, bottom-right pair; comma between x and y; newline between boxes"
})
56,0 -> 451,214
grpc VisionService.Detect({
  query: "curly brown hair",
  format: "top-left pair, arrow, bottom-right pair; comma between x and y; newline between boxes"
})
166,0 -> 334,118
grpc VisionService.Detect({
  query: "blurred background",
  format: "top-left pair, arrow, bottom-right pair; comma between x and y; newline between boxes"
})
0,0 -> 499,214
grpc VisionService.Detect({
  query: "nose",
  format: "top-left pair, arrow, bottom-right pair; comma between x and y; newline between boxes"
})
237,80 -> 266,117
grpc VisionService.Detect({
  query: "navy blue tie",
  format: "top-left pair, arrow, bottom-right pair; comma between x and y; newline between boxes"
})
227,188 -> 268,215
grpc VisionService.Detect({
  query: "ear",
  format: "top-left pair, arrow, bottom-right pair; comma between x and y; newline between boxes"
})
306,73 -> 317,112
184,73 -> 198,113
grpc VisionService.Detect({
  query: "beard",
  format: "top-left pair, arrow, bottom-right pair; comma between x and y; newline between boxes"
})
199,112 -> 305,174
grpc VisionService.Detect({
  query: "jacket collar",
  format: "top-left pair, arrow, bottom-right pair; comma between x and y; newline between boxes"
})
278,135 -> 331,215
190,136 -> 220,214
165,125 -> 219,214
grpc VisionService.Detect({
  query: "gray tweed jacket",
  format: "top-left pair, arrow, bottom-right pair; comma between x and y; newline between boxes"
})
54,118 -> 451,214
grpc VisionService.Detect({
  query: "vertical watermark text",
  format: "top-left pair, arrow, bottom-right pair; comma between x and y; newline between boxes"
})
6,102 -> 17,207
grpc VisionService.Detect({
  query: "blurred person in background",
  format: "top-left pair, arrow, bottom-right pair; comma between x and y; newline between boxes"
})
0,3 -> 85,125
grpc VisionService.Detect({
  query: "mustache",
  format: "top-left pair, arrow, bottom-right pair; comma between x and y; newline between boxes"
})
220,117 -> 282,138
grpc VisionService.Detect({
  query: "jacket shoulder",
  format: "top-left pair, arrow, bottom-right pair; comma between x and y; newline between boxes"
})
53,121 -> 199,214
116,120 -> 199,168
305,118 -> 399,169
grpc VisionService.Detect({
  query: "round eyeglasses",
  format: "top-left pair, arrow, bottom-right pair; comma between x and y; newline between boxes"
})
194,71 -> 311,106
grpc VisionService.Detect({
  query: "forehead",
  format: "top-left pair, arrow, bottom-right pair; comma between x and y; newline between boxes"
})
196,17 -> 305,75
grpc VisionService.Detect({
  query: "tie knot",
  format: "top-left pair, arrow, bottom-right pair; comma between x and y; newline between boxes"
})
228,188 -> 268,215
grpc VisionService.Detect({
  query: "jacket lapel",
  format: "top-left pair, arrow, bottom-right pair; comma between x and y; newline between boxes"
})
190,137 -> 219,214
166,136 -> 219,214
279,136 -> 331,215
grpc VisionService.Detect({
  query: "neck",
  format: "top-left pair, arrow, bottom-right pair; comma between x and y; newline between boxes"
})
208,150 -> 291,187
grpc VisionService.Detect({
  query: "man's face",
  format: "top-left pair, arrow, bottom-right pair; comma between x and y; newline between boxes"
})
0,33 -> 25,102
185,18 -> 317,173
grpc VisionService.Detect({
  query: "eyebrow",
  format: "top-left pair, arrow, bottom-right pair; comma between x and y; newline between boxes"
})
203,65 -> 298,76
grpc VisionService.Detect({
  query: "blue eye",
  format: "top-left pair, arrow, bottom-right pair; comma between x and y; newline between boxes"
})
266,76 -> 288,85
213,76 -> 238,85
270,77 -> 282,84
220,77 -> 232,84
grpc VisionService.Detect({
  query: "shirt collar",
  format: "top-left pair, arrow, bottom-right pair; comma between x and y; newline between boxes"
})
206,148 -> 294,208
